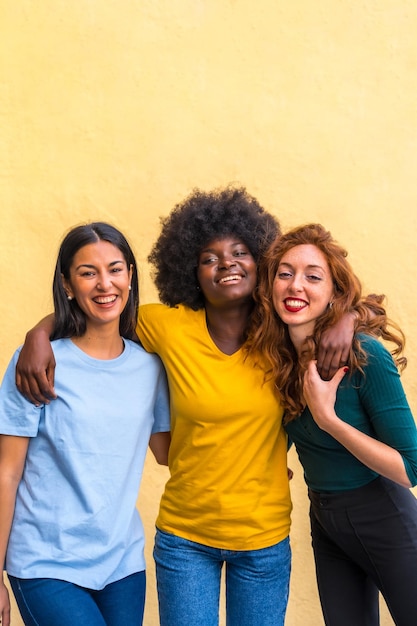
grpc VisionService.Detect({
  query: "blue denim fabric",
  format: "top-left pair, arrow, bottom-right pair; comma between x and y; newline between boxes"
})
154,529 -> 291,626
8,571 -> 146,626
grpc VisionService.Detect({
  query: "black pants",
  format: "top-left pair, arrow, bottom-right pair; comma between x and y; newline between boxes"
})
309,476 -> 417,626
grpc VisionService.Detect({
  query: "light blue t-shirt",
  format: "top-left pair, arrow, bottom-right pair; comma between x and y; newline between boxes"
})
0,338 -> 170,589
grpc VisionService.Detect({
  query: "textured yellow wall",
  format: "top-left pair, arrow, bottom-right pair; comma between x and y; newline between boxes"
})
1,1 -> 416,624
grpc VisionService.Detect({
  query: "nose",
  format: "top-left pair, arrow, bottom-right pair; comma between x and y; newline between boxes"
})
96,272 -> 113,290
289,274 -> 304,293
218,256 -> 237,270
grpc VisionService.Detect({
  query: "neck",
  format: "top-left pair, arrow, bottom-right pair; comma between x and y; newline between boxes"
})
71,322 -> 124,359
204,301 -> 253,355
288,327 -> 307,356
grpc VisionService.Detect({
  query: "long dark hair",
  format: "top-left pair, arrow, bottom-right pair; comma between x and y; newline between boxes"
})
51,222 -> 139,341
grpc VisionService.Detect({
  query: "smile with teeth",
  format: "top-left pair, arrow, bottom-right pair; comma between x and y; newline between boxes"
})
94,295 -> 117,304
219,275 -> 242,284
284,298 -> 308,311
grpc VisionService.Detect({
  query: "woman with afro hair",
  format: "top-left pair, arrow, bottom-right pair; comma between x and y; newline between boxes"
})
16,186 -> 356,626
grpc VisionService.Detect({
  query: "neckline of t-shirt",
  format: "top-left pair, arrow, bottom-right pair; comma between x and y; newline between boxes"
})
201,314 -> 244,359
61,337 -> 132,367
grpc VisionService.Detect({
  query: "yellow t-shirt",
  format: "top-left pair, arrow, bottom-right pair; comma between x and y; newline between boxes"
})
137,303 -> 292,550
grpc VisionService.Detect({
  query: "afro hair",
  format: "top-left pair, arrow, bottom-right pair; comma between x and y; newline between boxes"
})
148,185 -> 281,309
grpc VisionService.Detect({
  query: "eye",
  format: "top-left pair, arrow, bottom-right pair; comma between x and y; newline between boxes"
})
110,267 -> 123,274
80,270 -> 96,277
306,274 -> 323,282
277,271 -> 293,280
200,256 -> 217,265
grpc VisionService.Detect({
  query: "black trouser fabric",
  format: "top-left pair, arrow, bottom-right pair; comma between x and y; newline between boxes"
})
308,476 -> 417,626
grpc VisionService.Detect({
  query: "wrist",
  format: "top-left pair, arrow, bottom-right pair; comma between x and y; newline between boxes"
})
313,409 -> 339,431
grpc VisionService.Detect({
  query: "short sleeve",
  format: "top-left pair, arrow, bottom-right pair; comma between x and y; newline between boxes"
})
0,347 -> 43,436
151,359 -> 170,435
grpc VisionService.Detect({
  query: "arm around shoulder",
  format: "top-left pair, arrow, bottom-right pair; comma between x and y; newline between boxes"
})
15,314 -> 56,405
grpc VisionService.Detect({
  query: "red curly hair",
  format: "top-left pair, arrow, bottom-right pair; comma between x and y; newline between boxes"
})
247,223 -> 406,423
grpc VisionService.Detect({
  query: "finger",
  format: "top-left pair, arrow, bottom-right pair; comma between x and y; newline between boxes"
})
339,346 -> 351,367
45,363 -> 57,399
33,371 -> 56,403
316,348 -> 326,374
323,348 -> 345,380
330,366 -> 349,388
29,363 -> 57,402
316,351 -> 333,380
317,342 -> 334,378
18,375 -> 43,406
305,360 -> 320,379
20,374 -> 51,405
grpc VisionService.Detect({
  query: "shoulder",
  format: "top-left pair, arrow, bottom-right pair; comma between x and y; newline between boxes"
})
139,303 -> 172,323
50,338 -> 75,360
139,303 -> 199,326
356,333 -> 392,361
50,338 -> 68,351
355,333 -> 400,380
137,303 -> 203,353
124,338 -> 162,365
356,333 -> 384,352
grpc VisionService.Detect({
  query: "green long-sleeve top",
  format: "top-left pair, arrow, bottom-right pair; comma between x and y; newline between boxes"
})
285,334 -> 417,492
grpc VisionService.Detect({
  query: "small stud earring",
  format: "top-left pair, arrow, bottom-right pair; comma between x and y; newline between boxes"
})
67,295 -> 73,301
328,301 -> 333,309
128,285 -> 131,291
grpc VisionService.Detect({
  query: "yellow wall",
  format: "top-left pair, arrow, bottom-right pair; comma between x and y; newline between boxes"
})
1,2 -> 416,624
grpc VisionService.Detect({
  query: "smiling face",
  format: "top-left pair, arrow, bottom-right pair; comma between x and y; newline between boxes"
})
62,240 -> 133,333
272,244 -> 335,342
196,237 -> 257,308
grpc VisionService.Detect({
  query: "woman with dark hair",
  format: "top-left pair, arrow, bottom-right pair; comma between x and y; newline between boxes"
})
51,222 -> 139,340
249,223 -> 417,626
15,190 -> 356,626
0,223 -> 170,626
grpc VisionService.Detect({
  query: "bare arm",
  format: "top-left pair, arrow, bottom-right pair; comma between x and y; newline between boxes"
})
0,435 -> 29,626
317,312 -> 355,380
15,314 -> 56,405
303,361 -> 412,487
149,432 -> 171,466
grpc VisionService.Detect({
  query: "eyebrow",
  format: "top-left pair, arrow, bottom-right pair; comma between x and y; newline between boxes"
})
278,262 -> 326,271
200,241 -> 246,253
75,260 -> 125,271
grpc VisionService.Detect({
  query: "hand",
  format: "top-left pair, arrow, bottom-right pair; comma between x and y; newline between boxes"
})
317,312 -> 355,379
15,330 -> 57,405
303,361 -> 348,431
0,581 -> 11,626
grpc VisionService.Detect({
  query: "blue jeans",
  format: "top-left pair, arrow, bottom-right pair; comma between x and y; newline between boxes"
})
154,528 -> 291,626
8,571 -> 146,626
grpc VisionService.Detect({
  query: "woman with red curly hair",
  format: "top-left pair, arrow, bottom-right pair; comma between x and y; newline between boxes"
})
248,223 -> 417,626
